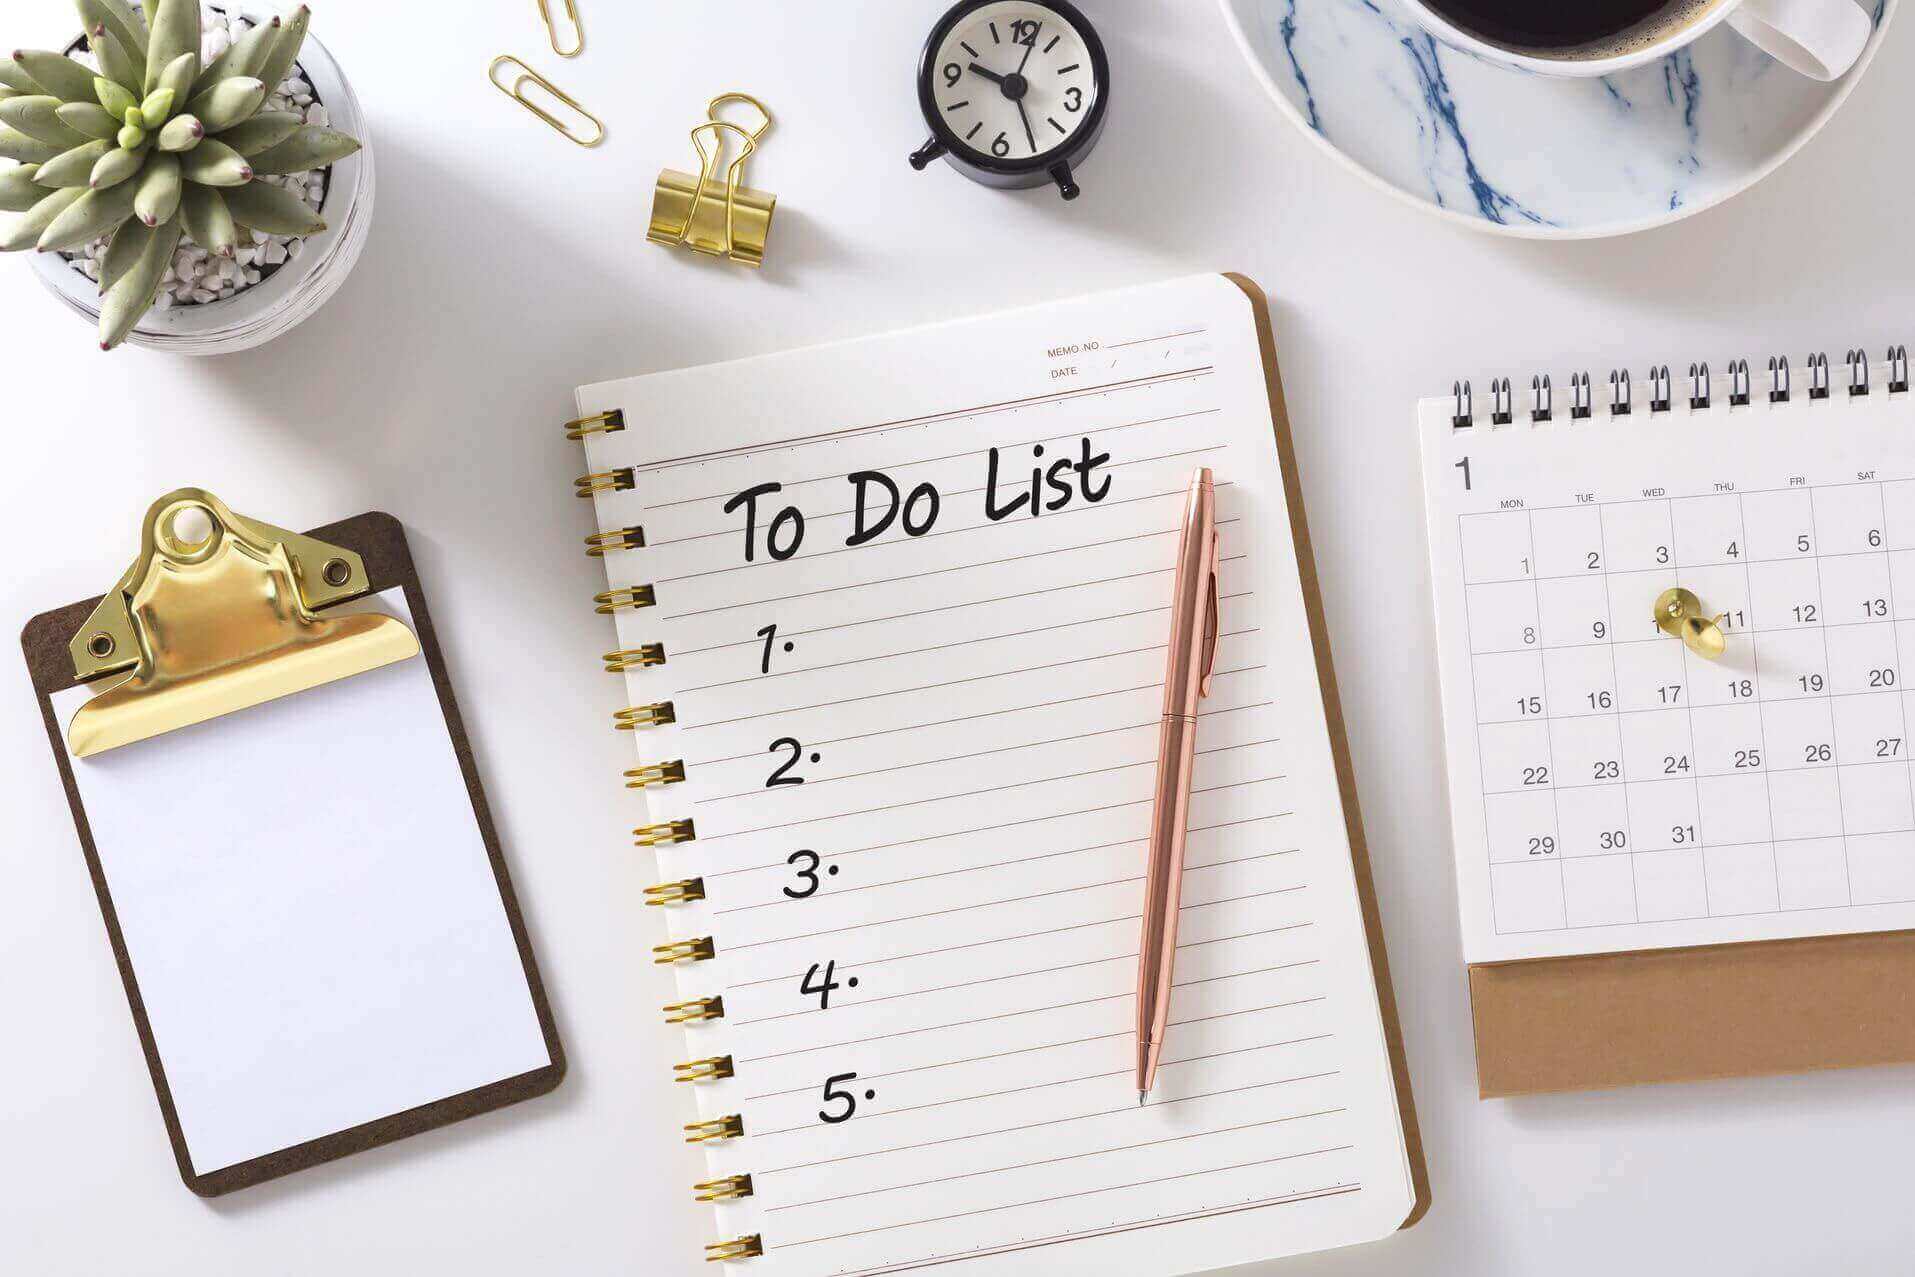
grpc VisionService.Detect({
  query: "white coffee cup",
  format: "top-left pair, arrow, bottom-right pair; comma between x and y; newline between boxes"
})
1399,0 -> 1871,81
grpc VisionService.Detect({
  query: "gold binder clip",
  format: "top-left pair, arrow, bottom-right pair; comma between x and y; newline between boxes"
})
537,0 -> 584,57
65,490 -> 420,758
694,1174 -> 754,1202
649,94 -> 777,268
488,55 -> 604,147
635,818 -> 697,847
684,1113 -> 744,1143
1653,587 -> 1728,660
705,1235 -> 762,1263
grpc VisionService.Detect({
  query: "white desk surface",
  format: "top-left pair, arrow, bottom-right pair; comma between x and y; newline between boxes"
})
4,1 -> 1913,1272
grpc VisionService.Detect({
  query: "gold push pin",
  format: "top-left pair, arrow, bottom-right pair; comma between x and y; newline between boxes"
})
1653,587 -> 1727,660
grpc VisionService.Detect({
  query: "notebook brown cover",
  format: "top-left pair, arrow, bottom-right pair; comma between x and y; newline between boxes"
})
21,510 -> 566,1195
1230,272 -> 1431,1228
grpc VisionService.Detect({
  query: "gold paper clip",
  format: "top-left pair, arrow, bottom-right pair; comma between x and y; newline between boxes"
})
649,93 -> 777,268
65,490 -> 420,758
1653,587 -> 1728,660
537,0 -> 583,57
488,55 -> 604,147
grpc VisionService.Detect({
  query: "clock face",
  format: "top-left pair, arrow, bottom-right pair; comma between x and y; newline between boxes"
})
926,1 -> 1102,168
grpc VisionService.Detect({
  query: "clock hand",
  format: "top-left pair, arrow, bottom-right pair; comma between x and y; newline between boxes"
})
1016,97 -> 1036,154
967,61 -> 1007,84
1016,27 -> 1038,75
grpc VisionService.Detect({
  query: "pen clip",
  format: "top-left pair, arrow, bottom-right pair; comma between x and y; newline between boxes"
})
1198,528 -> 1220,698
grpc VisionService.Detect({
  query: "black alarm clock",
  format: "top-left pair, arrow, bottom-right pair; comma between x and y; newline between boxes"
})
907,0 -> 1109,200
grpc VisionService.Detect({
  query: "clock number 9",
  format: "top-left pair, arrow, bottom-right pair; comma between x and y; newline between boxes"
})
943,62 -> 962,87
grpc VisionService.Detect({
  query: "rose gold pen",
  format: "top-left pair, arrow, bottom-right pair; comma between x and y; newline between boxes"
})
1137,467 -> 1221,1104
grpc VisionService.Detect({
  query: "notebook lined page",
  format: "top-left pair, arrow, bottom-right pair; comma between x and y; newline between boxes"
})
577,275 -> 1413,1276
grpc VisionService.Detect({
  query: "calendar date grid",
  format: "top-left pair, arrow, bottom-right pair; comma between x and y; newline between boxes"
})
1456,480 -> 1915,935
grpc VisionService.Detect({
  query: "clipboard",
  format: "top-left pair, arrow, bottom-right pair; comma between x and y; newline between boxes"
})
22,494 -> 565,1195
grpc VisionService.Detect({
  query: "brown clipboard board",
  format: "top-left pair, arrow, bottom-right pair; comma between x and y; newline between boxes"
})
21,510 -> 566,1196
1228,272 -> 1432,1228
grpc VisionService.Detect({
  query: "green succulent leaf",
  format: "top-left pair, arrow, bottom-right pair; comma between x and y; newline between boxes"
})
178,137 -> 249,185
247,125 -> 359,176
99,211 -> 151,292
94,77 -> 136,120
221,177 -> 322,237
78,0 -> 149,60
13,51 -> 97,104
38,175 -> 137,250
0,95 -> 91,148
155,113 -> 200,152
0,88 -> 21,102
0,184 -> 82,249
0,58 -> 41,95
192,16 -> 279,98
138,87 -> 174,127
217,110 -> 298,156
132,148 -> 178,224
179,180 -> 233,256
56,101 -> 120,140
90,143 -> 143,190
187,77 -> 264,134
115,123 -> 145,150
0,162 -> 44,210
153,52 -> 195,114
33,138 -> 111,185
0,127 -> 72,166
100,211 -> 179,349
88,27 -> 142,97
144,0 -> 199,96
253,6 -> 310,98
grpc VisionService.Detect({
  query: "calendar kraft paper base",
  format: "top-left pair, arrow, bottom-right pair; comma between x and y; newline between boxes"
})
1470,930 -> 1915,1097
22,511 -> 567,1195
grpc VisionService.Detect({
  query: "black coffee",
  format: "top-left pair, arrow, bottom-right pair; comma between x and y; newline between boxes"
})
1420,0 -> 1704,51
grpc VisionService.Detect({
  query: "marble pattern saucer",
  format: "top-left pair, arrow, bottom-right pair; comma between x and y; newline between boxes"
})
1218,0 -> 1896,238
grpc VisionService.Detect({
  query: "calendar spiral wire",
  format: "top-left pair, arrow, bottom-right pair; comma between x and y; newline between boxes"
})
1448,347 -> 1913,428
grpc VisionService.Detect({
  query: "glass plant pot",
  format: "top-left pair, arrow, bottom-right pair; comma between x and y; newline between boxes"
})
26,3 -> 373,355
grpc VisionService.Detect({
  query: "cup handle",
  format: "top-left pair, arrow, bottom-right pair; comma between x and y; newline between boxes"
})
1727,0 -> 1871,80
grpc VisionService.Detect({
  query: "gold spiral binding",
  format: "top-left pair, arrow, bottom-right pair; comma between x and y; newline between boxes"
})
646,877 -> 706,906
625,759 -> 686,789
584,525 -> 645,555
594,585 -> 656,613
606,646 -> 668,674
663,994 -> 724,1023
635,818 -> 697,847
694,1174 -> 754,1202
684,1113 -> 744,1143
705,1234 -> 762,1262
565,409 -> 625,439
675,1054 -> 735,1083
613,700 -> 675,728
575,468 -> 635,498
654,935 -> 715,964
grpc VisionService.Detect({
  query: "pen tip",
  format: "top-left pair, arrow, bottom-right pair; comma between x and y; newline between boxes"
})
1137,1090 -> 1147,1106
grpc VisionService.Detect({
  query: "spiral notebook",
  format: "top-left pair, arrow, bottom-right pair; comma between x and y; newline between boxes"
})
1421,351 -> 1915,1095
566,275 -> 1425,1273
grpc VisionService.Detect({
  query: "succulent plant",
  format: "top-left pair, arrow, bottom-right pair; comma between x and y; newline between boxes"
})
0,1 -> 360,349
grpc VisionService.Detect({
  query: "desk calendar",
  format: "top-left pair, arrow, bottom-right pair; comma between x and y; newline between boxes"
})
1423,356 -> 1915,964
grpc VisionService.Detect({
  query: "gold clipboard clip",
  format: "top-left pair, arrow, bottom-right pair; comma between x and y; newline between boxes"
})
649,93 -> 776,268
65,489 -> 421,758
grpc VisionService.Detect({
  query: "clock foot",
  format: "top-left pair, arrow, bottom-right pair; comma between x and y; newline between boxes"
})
909,138 -> 947,171
1049,161 -> 1079,200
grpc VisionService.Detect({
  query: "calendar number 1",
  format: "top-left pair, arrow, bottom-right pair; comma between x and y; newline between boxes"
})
1455,456 -> 1472,490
